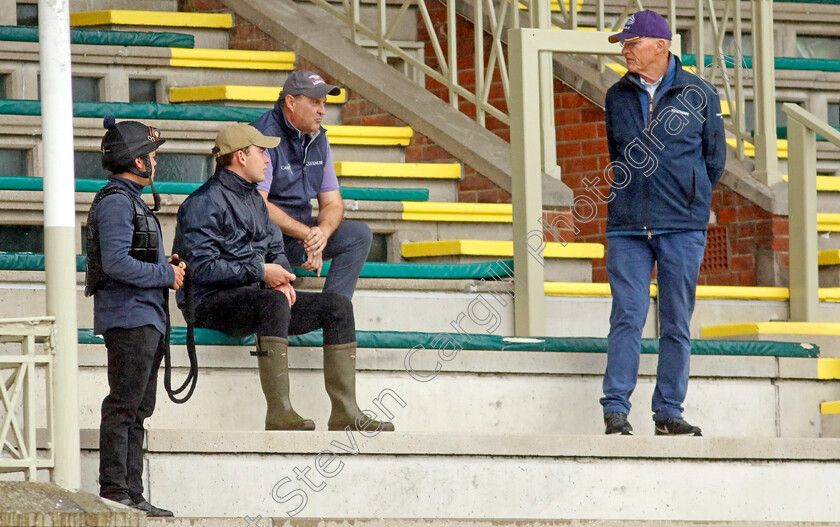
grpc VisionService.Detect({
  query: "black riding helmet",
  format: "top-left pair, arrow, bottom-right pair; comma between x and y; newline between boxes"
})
100,115 -> 166,210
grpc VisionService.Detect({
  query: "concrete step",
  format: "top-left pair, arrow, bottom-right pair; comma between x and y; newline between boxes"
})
145,521 -> 840,527
0,116 -> 410,181
167,85 -> 346,123
0,482 -> 144,525
71,0 -> 178,11
69,430 -> 840,521
69,9 -> 233,48
821,400 -> 840,437
0,274 -> 832,338
782,174 -> 840,213
401,239 -> 604,282
819,249 -> 840,286
67,341 -> 838,438
701,322 -> 840,358
1,41 -> 294,101
336,161 -> 461,203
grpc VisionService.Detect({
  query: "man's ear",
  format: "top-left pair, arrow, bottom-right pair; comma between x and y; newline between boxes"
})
285,94 -> 296,111
134,156 -> 145,171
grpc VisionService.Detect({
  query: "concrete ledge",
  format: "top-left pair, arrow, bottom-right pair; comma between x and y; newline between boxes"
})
134,431 -> 840,460
72,431 -> 840,520
145,520 -> 840,527
0,482 -> 144,526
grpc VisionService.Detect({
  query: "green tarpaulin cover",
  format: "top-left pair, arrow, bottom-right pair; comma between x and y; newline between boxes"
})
77,328 -> 819,357
0,25 -> 194,48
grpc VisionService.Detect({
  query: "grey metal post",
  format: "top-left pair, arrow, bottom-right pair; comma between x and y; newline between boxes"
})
535,0 -> 559,181
509,28 -> 546,336
784,104 -> 828,322
751,0 -> 782,186
38,0 -> 81,489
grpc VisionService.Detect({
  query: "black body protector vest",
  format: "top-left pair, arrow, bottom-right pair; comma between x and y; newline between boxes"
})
85,185 -> 160,296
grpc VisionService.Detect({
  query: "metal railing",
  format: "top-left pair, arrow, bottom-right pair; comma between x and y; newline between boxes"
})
784,103 -> 840,322
304,0 -> 772,185
0,317 -> 55,481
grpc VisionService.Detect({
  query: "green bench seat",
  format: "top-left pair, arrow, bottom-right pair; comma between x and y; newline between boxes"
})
683,53 -> 840,73
76,327 -> 819,357
0,25 -> 194,48
0,177 -> 429,202
0,252 -> 514,279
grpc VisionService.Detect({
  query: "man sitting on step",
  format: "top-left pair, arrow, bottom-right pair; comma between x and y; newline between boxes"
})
172,124 -> 393,432
251,69 -> 372,299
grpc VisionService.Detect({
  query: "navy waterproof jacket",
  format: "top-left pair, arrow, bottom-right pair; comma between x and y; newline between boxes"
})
91,176 -> 173,336
250,101 -> 330,223
172,166 -> 293,310
604,54 -> 727,232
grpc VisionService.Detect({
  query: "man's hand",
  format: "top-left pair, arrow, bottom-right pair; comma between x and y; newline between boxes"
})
276,282 -> 296,307
303,226 -> 328,255
264,263 -> 296,289
301,252 -> 323,276
168,254 -> 185,290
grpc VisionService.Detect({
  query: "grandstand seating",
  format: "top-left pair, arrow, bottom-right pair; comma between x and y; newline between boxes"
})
4,0 -> 840,522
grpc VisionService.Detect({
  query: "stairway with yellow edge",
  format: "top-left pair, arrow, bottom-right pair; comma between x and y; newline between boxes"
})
5,1 -> 840,523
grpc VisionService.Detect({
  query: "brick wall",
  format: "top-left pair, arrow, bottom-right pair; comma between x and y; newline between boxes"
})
707,186 -> 789,286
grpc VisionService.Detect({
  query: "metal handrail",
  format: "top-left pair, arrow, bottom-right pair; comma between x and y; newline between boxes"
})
0,316 -> 55,481
783,103 -> 840,322
303,0 -> 761,183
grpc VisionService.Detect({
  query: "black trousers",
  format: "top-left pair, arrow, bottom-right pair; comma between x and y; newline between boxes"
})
99,325 -> 164,502
193,287 -> 355,345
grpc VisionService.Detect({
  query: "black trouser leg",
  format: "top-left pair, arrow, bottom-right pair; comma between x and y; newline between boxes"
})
288,291 -> 355,344
99,326 -> 163,502
194,287 -> 355,344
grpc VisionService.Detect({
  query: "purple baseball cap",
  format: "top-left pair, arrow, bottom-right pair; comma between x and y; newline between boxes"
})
608,10 -> 672,43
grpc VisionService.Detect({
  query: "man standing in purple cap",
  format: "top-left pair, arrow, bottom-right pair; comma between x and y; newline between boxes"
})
251,70 -> 372,299
599,10 -> 726,436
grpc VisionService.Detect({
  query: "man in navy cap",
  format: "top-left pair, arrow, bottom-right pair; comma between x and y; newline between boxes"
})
251,70 -> 372,299
599,10 -> 726,436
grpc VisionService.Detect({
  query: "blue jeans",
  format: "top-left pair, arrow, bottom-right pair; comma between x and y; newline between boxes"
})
284,219 -> 372,299
600,230 -> 707,421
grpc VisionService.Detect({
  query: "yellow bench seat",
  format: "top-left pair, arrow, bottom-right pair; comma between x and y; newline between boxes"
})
335,162 -> 461,180
169,86 -> 346,104
401,239 -> 604,259
70,10 -> 232,28
168,49 -> 295,70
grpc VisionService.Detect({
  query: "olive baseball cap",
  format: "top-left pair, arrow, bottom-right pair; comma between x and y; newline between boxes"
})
212,124 -> 280,157
281,70 -> 341,99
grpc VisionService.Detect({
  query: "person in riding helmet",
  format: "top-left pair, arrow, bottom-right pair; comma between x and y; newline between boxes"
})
85,115 -> 184,517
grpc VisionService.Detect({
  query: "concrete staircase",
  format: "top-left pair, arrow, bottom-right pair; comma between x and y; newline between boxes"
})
4,1 -> 840,524
69,431 -> 840,521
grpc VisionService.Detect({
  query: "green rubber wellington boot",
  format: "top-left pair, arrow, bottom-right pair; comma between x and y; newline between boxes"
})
323,342 -> 395,432
257,336 -> 315,431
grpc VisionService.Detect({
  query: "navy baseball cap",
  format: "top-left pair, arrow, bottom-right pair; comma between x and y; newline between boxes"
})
609,10 -> 672,43
282,70 -> 341,99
